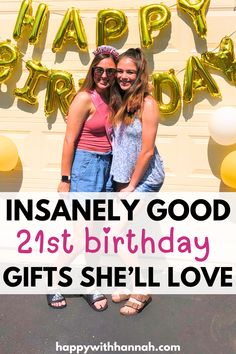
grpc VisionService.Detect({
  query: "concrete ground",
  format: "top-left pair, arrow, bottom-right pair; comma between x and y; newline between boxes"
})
1,295 -> 236,354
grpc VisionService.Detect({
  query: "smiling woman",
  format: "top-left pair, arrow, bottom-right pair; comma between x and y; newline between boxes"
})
109,48 -> 165,316
46,44 -> 119,310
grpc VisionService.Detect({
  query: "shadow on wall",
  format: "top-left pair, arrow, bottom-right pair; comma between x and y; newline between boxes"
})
0,158 -> 23,192
220,181 -> 236,193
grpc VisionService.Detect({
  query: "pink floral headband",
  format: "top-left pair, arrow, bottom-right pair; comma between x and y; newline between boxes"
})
93,45 -> 119,60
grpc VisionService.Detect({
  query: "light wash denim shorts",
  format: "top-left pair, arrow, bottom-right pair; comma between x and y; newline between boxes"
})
134,181 -> 163,192
70,149 -> 113,192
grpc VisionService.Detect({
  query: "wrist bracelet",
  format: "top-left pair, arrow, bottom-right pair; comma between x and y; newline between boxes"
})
61,175 -> 70,182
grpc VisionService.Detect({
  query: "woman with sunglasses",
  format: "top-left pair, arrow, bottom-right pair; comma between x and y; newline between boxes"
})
110,48 -> 165,315
47,45 -> 118,310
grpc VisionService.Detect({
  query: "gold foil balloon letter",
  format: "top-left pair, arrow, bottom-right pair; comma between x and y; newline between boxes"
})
152,69 -> 181,115
52,8 -> 88,53
139,4 -> 171,48
14,60 -> 48,104
201,36 -> 236,84
177,0 -> 210,39
45,70 -> 76,117
96,9 -> 128,46
13,0 -> 48,44
0,40 -> 20,83
183,56 -> 221,103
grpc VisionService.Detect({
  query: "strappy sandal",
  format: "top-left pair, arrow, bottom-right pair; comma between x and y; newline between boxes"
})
47,293 -> 67,309
120,294 -> 152,316
82,294 -> 108,312
112,294 -> 130,303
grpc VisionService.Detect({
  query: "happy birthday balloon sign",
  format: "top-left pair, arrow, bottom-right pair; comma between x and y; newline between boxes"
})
2,0 -> 236,116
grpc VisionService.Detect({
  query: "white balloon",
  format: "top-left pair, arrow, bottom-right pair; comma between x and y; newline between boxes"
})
209,107 -> 236,145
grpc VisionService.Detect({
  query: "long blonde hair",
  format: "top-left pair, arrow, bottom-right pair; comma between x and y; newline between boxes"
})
110,48 -> 150,125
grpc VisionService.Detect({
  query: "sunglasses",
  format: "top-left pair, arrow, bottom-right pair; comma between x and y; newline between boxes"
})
93,66 -> 117,77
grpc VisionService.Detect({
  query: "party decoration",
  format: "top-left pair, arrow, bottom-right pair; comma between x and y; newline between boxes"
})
78,78 -> 85,88
96,9 -> 128,47
0,136 -> 18,171
14,60 -> 48,104
45,70 -> 76,116
183,56 -> 221,103
52,8 -> 88,53
0,40 -> 20,83
152,69 -> 181,114
13,0 -> 48,44
209,107 -> 236,146
201,36 -> 236,84
220,151 -> 236,189
177,0 -> 210,39
139,4 -> 171,48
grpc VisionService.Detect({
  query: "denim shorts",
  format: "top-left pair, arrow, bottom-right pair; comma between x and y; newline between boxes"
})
134,181 -> 163,192
70,149 -> 114,192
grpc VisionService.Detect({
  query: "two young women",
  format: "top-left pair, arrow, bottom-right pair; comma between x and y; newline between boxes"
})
50,45 -> 164,314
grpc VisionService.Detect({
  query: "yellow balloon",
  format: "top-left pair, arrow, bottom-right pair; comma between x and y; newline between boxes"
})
13,0 -> 48,44
183,56 -> 221,103
220,151 -> 236,189
14,60 -> 48,105
96,9 -> 128,46
0,40 -> 20,83
152,69 -> 181,115
45,70 -> 76,117
201,36 -> 236,84
177,0 -> 210,39
0,136 -> 18,172
139,4 -> 171,48
52,8 -> 88,52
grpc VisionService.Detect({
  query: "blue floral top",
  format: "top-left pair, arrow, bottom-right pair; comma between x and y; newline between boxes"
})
110,116 -> 165,185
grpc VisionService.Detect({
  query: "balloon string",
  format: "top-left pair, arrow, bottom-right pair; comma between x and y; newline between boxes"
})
175,68 -> 185,76
17,1 -> 179,19
228,30 -> 236,38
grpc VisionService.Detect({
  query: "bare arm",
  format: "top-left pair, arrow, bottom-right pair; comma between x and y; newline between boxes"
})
120,96 -> 160,192
58,92 -> 92,192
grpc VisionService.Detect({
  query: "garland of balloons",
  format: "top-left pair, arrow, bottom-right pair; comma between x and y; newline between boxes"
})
0,0 -> 236,189
1,0 -> 235,118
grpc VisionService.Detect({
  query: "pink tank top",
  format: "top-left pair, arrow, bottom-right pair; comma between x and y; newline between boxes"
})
77,90 -> 112,153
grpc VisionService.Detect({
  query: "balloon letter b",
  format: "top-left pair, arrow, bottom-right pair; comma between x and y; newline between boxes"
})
45,70 -> 76,117
52,8 -> 88,52
0,40 -> 20,83
139,4 -> 171,48
177,0 -> 210,39
14,60 -> 48,104
96,9 -> 128,46
13,0 -> 48,44
152,69 -> 181,115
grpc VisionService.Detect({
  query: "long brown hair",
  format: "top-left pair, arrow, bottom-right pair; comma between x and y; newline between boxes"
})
110,48 -> 149,125
79,53 -> 117,97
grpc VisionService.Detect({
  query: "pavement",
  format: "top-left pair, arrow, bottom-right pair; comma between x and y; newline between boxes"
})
1,294 -> 236,354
